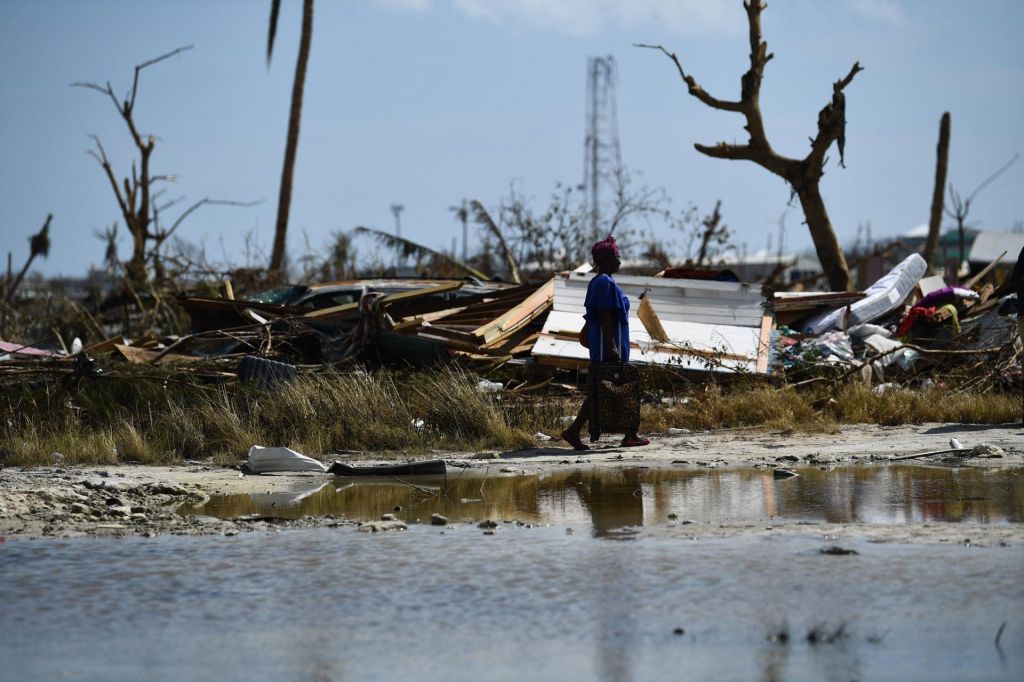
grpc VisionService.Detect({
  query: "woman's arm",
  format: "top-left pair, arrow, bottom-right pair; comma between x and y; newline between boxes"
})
599,309 -> 620,361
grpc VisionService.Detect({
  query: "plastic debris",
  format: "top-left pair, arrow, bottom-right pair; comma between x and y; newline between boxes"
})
243,445 -> 328,474
477,379 -> 504,393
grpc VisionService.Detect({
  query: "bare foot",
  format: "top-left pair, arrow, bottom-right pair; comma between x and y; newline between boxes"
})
560,430 -> 591,451
620,436 -> 650,448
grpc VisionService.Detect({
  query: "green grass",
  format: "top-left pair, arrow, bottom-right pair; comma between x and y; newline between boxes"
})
1,365 -> 1019,467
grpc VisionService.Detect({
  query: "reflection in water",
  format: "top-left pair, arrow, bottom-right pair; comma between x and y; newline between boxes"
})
3,527 -> 1023,680
184,465 -> 1024,536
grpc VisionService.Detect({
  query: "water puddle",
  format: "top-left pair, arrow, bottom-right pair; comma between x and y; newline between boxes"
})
183,464 -> 1024,536
3,528 -> 1022,681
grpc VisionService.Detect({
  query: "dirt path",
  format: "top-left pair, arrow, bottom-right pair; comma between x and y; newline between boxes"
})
1,422 -> 1021,540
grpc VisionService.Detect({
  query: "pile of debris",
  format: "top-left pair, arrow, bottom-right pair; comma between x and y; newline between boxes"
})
2,248 -> 1021,394
776,252 -> 1022,389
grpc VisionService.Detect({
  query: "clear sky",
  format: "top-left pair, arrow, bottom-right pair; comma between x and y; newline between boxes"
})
1,0 -> 1022,276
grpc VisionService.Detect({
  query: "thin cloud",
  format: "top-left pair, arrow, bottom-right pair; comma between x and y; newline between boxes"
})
844,0 -> 903,26
376,0 -> 740,36
376,0 -> 432,13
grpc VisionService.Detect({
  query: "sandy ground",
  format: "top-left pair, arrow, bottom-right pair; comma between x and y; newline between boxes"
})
1,422 -> 1021,541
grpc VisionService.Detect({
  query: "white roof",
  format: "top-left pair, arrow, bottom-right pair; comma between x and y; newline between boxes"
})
531,272 -> 774,374
718,250 -> 821,270
968,230 -> 1024,265
902,223 -> 931,239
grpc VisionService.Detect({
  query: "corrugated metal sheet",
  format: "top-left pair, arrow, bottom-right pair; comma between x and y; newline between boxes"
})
532,273 -> 774,374
968,230 -> 1024,265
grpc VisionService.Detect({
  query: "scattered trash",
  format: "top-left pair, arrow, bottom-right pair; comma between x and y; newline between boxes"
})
358,519 -> 407,533
872,383 -> 897,397
237,355 -> 297,388
820,546 -> 859,556
242,446 -> 328,474
668,427 -> 691,435
534,431 -> 553,441
969,443 -> 1005,458
328,459 -> 446,477
477,379 -> 504,393
805,254 -> 927,333
950,437 -> 965,450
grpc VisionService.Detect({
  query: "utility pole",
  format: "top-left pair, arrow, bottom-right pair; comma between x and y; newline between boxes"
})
449,200 -> 469,262
390,203 -> 404,273
390,203 -> 404,238
582,56 -> 622,238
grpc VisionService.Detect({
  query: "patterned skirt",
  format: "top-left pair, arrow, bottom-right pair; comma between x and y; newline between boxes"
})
588,362 -> 641,441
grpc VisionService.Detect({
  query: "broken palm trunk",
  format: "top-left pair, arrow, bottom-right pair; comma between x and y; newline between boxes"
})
532,272 -> 775,375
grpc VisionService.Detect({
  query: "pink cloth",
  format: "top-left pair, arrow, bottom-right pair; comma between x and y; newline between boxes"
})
0,340 -> 59,357
591,236 -> 620,266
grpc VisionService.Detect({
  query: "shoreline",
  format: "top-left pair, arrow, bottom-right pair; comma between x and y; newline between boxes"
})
2,422 -> 1021,541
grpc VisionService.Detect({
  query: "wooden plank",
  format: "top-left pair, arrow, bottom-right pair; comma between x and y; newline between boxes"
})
414,325 -> 481,345
304,282 -> 464,319
756,312 -> 774,374
83,336 -> 128,355
637,296 -> 669,342
472,279 -> 554,345
413,333 -> 508,355
114,344 -> 200,365
964,250 -> 1007,290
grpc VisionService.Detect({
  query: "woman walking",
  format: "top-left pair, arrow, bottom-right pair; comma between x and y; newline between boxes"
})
560,236 -> 649,451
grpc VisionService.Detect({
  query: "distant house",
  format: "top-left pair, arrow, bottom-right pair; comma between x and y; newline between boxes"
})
717,249 -> 822,285
968,230 -> 1024,282
897,223 -> 979,269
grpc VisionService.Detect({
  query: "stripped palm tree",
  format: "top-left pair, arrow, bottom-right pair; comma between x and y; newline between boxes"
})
469,200 -> 522,284
353,227 -> 490,281
5,214 -> 52,304
267,0 -> 314,277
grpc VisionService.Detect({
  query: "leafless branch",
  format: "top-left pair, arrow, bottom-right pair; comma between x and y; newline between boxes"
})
129,44 -> 193,110
634,44 -> 743,112
158,198 -> 263,246
967,152 -> 1019,203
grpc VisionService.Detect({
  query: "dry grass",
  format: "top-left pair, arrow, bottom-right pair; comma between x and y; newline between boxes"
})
1,366 -> 1019,466
1,366 -> 535,466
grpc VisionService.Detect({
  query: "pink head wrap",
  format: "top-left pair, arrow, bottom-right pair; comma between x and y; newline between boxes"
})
591,236 -> 620,266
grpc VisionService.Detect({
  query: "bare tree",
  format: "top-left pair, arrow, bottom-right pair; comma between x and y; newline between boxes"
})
923,112 -> 951,267
638,0 -> 863,291
73,46 -> 257,288
267,0 -> 315,278
693,200 -> 730,268
945,152 -> 1020,266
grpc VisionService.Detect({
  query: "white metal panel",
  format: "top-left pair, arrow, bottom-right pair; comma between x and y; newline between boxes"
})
968,230 -> 1024,265
535,271 -> 771,373
553,274 -> 765,327
543,310 -> 760,356
531,335 -> 757,373
535,311 -> 763,372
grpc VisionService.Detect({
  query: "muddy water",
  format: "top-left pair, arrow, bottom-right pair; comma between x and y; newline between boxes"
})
2,528 -> 1022,681
185,464 -> 1024,535
2,464 -> 1022,681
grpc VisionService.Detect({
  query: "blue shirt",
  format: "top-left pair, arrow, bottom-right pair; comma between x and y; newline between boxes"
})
584,273 -> 630,363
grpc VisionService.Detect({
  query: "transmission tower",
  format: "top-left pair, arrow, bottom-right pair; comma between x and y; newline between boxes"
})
582,56 -> 623,238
